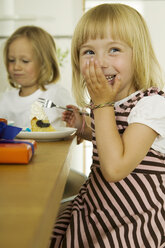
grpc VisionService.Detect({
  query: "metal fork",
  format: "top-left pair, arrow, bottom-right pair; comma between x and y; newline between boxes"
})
37,98 -> 89,116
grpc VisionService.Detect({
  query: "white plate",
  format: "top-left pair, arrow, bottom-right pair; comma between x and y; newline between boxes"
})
16,127 -> 77,141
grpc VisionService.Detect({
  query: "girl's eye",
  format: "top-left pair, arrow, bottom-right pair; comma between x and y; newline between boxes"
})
22,60 -> 29,63
8,59 -> 15,63
8,58 -> 30,63
84,50 -> 95,55
110,48 -> 120,54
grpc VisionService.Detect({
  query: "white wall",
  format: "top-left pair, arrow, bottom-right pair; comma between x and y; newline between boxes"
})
143,1 -> 165,77
0,0 -> 82,36
0,0 -> 83,93
14,0 -> 82,36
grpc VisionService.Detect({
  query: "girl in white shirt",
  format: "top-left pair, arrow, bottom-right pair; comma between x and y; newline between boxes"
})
0,25 -> 74,128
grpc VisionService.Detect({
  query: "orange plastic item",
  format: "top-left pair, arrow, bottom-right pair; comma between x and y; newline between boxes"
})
0,118 -> 7,124
0,139 -> 37,164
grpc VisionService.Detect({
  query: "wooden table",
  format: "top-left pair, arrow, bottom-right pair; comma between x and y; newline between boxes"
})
0,137 -> 76,248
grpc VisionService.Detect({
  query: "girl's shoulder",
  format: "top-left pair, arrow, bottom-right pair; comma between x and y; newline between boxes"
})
143,86 -> 165,97
128,88 -> 165,153
0,87 -> 19,100
135,94 -> 165,105
134,86 -> 165,111
128,90 -> 165,120
128,89 -> 165,136
115,87 -> 165,108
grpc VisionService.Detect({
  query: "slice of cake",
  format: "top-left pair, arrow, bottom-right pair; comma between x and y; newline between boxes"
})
30,101 -> 56,132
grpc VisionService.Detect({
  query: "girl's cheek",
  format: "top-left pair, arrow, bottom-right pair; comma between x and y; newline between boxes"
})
8,67 -> 12,75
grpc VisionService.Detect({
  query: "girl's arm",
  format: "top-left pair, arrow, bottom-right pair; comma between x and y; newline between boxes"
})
62,105 -> 92,141
93,107 -> 157,182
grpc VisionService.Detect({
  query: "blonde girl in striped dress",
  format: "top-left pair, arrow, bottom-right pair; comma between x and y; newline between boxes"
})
50,3 -> 165,248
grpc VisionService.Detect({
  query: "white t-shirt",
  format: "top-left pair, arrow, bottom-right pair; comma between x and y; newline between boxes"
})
0,83 -> 75,129
115,92 -> 165,154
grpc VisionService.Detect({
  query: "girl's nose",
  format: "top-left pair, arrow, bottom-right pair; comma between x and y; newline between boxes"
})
96,55 -> 108,68
13,61 -> 21,70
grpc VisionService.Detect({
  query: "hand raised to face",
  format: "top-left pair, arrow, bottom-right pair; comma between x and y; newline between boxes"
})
83,58 -> 121,105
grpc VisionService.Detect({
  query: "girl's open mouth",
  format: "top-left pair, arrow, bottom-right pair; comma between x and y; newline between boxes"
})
105,75 -> 116,85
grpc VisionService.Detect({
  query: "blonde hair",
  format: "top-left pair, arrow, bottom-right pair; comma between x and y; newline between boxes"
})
71,3 -> 164,107
3,25 -> 60,90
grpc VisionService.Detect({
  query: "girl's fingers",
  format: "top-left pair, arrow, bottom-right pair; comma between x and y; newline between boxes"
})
85,59 -> 98,83
85,59 -> 103,85
65,105 -> 79,112
94,60 -> 107,85
88,59 -> 98,84
84,60 -> 95,96
113,74 -> 121,93
84,60 -> 93,91
84,58 -> 121,103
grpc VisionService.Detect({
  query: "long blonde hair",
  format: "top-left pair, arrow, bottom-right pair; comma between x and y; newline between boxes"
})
71,3 -> 164,107
4,25 -> 60,90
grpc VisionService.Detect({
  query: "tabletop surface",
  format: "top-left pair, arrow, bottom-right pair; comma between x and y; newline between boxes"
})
0,137 -> 76,248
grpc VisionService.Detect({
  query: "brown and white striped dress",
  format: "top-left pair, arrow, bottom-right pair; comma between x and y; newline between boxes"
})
50,87 -> 165,248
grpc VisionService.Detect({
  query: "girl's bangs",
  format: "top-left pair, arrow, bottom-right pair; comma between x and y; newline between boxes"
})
79,14 -> 132,47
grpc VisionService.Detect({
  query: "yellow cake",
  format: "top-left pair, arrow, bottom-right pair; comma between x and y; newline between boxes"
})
31,117 -> 56,132
30,102 -> 56,132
